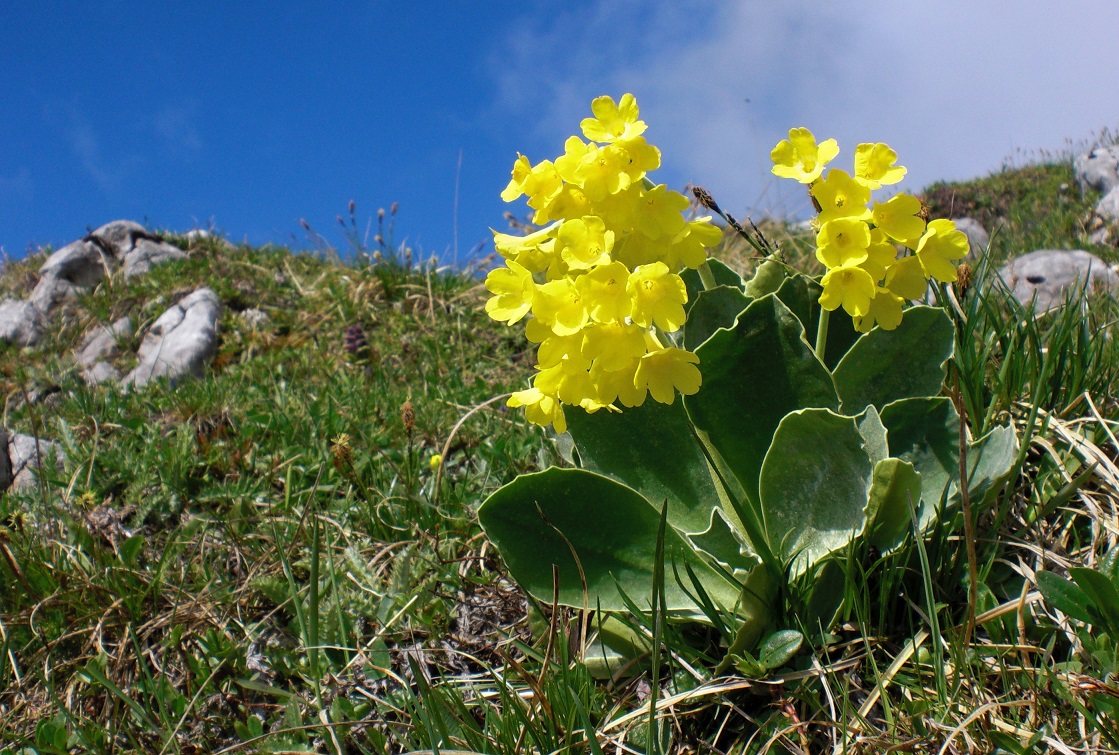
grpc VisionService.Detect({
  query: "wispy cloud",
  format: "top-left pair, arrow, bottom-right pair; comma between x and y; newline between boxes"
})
152,102 -> 203,157
44,100 -> 141,192
492,2 -> 1119,218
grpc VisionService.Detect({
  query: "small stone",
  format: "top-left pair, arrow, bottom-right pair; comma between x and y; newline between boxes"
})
997,249 -> 1117,312
240,308 -> 271,328
1074,146 -> 1119,195
82,361 -> 122,385
951,217 -> 991,259
76,317 -> 133,367
1097,186 -> 1119,224
7,432 -> 65,492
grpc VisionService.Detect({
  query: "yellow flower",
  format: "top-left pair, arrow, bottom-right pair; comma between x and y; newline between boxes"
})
428,453 -> 443,471
853,288 -> 905,333
590,358 -> 645,407
883,255 -> 928,300
771,127 -> 839,184
531,278 -> 588,336
635,346 -> 701,404
858,228 -> 899,281
811,169 -> 872,224
853,143 -> 906,189
575,261 -> 632,323
819,263 -> 876,317
666,218 -> 723,270
536,332 -> 588,370
508,387 -> 567,433
815,218 -> 871,269
580,93 -> 647,143
871,194 -> 925,243
915,219 -> 969,283
632,184 -> 689,240
532,183 -> 592,225
502,156 -> 562,206
484,259 -> 536,324
492,222 -> 560,273
557,216 -> 614,270
627,262 -> 688,332
582,321 -> 647,371
535,361 -> 596,407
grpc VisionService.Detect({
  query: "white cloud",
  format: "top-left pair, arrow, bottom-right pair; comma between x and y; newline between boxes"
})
493,2 -> 1119,219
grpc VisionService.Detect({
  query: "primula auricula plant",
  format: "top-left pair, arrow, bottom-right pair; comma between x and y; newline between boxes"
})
479,96 -> 1017,669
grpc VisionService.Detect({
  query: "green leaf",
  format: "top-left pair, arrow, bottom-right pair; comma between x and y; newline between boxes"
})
567,399 -> 724,535
687,294 -> 838,508
857,405 -> 889,464
864,458 -> 922,552
833,306 -> 955,413
757,629 -> 804,670
683,285 -> 752,351
964,424 -> 1019,504
477,468 -> 741,613
1036,571 -> 1094,624
689,509 -> 757,576
803,558 -> 846,634
774,274 -> 859,368
759,409 -> 874,573
743,257 -> 786,297
879,397 -> 959,531
1071,567 -> 1119,636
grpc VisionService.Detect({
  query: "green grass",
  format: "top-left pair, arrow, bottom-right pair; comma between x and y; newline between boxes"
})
1,155 -> 1119,753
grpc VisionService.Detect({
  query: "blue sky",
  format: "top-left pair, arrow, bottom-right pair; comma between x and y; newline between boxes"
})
4,2 -> 1119,264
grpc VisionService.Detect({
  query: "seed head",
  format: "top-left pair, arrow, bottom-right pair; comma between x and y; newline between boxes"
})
401,400 -> 415,434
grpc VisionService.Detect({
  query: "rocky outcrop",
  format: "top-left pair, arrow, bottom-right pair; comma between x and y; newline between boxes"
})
1075,146 -> 1119,196
121,288 -> 221,389
0,221 -> 187,348
997,249 -> 1117,312
1,428 -> 65,493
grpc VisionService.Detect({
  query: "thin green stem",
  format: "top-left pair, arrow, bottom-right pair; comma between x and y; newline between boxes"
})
814,305 -> 831,362
697,261 -> 717,291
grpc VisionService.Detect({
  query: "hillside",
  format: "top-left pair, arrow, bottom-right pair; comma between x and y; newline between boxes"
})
2,154 -> 1119,752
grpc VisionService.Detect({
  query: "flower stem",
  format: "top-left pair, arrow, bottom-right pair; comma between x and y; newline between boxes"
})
698,261 -> 717,291
814,305 -> 830,362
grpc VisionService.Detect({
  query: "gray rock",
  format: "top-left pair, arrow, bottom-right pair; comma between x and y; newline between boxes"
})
121,288 -> 222,389
39,239 -> 113,290
7,432 -> 65,492
997,249 -> 1117,312
1075,145 -> 1119,195
89,220 -> 147,252
122,238 -> 187,278
1097,186 -> 1119,224
83,361 -> 122,385
951,217 -> 991,259
0,299 -> 47,347
1090,226 -> 1112,246
240,308 -> 271,328
76,317 -> 133,367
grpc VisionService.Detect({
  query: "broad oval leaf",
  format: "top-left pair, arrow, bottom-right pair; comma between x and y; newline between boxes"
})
567,400 -> 722,535
864,458 -> 922,552
1036,571 -> 1094,624
684,285 -> 752,351
682,258 -> 745,304
757,629 -> 805,670
759,409 -> 874,573
833,306 -> 954,413
687,294 -> 838,508
477,468 -> 741,612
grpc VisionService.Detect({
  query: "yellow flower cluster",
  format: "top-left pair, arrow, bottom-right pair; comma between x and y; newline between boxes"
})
771,128 -> 969,332
487,93 -> 722,432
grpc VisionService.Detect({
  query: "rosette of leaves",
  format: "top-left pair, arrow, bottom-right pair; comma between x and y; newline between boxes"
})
478,260 -> 1018,661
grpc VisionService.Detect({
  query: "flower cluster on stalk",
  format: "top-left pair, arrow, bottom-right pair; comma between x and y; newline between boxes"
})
486,93 -> 721,433
771,128 -> 969,332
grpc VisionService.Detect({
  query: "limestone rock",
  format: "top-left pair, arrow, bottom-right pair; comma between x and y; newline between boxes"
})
951,217 -> 991,259
0,299 -> 47,347
121,237 -> 187,278
1075,146 -> 1119,196
1097,186 -> 1119,224
90,220 -> 147,251
83,361 -> 122,385
121,288 -> 222,389
997,249 -> 1117,312
76,317 -> 133,368
6,431 -> 65,492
